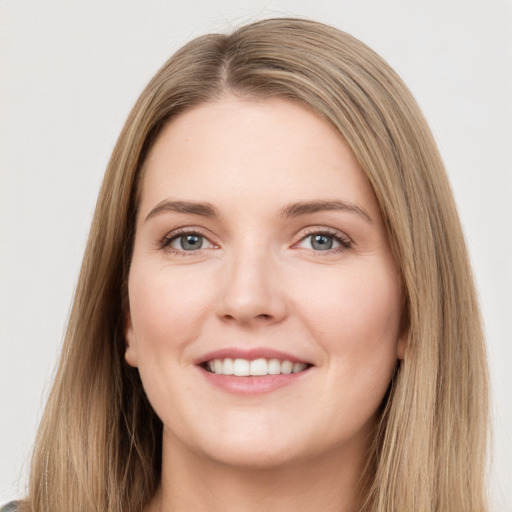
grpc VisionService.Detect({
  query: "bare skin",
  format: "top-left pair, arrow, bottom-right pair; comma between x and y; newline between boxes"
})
126,96 -> 404,512
147,433 -> 367,512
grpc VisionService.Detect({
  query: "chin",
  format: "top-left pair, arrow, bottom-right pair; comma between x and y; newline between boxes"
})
173,423 -> 314,471
202,442 -> 307,471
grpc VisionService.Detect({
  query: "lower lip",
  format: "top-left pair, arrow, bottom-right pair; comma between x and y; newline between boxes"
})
199,366 -> 311,395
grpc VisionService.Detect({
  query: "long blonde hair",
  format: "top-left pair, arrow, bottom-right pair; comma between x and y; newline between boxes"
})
24,18 -> 488,512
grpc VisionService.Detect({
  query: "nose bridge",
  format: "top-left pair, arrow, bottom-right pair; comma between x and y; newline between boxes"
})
217,237 -> 286,325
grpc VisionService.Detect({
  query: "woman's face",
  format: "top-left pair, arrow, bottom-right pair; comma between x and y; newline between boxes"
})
125,96 -> 405,469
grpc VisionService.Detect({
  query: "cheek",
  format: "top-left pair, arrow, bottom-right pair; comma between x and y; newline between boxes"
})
291,261 -> 402,366
128,265 -> 215,355
126,265 -> 217,424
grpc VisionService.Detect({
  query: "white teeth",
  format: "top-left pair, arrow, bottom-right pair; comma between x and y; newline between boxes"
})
268,359 -> 281,375
281,360 -> 293,374
249,358 -> 268,376
293,362 -> 307,373
222,358 -> 234,375
233,358 -> 250,376
205,357 -> 308,376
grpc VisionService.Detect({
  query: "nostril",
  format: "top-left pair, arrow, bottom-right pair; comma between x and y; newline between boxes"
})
217,286 -> 288,325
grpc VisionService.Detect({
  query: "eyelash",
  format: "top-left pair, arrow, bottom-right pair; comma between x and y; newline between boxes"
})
296,227 -> 352,255
159,227 -> 352,256
160,228 -> 214,256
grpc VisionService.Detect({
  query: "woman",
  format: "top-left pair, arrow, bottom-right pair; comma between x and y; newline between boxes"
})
4,17 -> 488,512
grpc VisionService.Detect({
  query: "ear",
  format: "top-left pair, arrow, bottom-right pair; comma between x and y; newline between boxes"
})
396,324 -> 408,360
124,310 -> 139,367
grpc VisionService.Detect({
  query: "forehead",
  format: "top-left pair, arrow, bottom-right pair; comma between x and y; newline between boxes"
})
138,96 -> 379,220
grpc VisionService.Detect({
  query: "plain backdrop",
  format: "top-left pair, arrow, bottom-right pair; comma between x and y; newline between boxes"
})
0,1 -> 510,509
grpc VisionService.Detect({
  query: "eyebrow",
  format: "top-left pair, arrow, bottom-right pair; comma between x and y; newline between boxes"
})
144,199 -> 372,223
280,200 -> 372,222
145,200 -> 219,222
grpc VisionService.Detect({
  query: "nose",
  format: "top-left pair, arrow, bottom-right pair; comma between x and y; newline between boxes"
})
216,247 -> 288,327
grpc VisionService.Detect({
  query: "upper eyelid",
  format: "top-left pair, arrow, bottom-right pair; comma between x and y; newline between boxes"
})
292,227 -> 353,255
160,227 -> 218,252
295,226 -> 352,243
159,225 -> 352,248
163,226 -> 215,241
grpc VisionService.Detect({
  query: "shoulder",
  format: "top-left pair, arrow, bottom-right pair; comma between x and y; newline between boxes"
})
0,502 -> 19,512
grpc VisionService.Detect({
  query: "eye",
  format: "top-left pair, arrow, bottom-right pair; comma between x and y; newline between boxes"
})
163,231 -> 215,252
295,230 -> 351,252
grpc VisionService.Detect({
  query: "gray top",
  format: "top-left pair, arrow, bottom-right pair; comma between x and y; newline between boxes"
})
0,502 -> 18,512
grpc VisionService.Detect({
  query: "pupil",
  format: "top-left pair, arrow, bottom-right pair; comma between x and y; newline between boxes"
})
181,234 -> 202,250
312,234 -> 332,250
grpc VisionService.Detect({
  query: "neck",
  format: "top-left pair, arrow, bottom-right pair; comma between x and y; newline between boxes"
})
147,431 -> 369,512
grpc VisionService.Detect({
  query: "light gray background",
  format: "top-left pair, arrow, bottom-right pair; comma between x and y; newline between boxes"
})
1,1 -> 510,509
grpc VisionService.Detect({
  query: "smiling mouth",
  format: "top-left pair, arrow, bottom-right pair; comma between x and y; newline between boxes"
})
202,357 -> 311,376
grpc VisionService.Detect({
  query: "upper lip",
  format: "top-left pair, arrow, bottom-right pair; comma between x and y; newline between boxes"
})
194,347 -> 312,366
